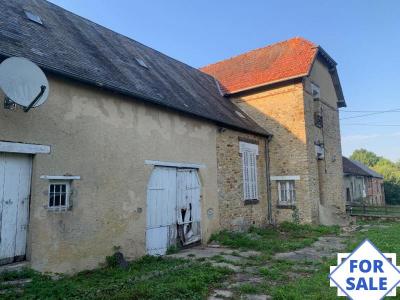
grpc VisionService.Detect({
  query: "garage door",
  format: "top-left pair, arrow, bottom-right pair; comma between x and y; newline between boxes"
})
146,167 -> 201,255
0,153 -> 32,265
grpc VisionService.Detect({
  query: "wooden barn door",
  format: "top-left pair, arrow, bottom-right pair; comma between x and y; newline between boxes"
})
146,166 -> 201,255
176,169 -> 201,245
146,167 -> 177,256
0,153 -> 32,265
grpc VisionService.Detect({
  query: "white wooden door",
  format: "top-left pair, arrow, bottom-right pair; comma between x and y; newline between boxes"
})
0,153 -> 32,265
146,167 -> 177,255
146,167 -> 202,255
176,169 -> 201,245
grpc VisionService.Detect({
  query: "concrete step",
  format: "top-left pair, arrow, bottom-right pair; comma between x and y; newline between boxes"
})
0,261 -> 29,274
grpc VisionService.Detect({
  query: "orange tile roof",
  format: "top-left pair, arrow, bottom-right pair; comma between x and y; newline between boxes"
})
200,37 -> 318,94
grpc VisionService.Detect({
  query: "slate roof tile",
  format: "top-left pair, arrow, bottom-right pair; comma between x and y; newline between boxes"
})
0,0 -> 269,136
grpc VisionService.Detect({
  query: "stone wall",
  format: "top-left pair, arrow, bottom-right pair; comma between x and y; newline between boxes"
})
232,82 -> 319,224
306,59 -> 346,216
230,57 -> 346,225
216,129 -> 269,231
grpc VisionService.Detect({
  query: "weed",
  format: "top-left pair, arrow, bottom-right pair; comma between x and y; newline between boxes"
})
166,245 -> 180,255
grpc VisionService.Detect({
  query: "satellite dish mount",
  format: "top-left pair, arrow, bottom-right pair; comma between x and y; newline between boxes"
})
23,85 -> 46,112
0,57 -> 49,112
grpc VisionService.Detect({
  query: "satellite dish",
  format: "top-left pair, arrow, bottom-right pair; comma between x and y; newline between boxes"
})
0,57 -> 49,112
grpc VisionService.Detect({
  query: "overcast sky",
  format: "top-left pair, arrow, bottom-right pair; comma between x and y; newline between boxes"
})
49,0 -> 400,161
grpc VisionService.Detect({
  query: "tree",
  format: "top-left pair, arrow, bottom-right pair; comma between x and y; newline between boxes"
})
373,159 -> 400,205
350,149 -> 381,167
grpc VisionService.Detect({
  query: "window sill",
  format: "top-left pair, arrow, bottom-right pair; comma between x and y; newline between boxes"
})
244,199 -> 259,205
277,205 -> 296,209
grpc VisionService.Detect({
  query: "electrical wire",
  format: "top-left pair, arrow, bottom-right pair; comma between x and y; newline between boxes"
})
341,123 -> 400,127
340,108 -> 400,120
340,108 -> 400,113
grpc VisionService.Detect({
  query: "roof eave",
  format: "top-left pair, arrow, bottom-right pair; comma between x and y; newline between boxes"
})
314,47 -> 347,108
0,52 -> 270,138
224,74 -> 307,96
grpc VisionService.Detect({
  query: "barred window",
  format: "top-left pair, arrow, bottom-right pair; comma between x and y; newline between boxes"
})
48,182 -> 70,210
278,180 -> 296,206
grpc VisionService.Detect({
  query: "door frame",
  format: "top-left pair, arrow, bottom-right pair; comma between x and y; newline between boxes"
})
145,161 -> 203,255
0,141 -> 50,265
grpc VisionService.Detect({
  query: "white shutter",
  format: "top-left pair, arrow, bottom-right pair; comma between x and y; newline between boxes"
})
239,142 -> 259,201
242,151 -> 250,200
242,150 -> 258,200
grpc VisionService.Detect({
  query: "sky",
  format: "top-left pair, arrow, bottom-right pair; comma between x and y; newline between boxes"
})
49,0 -> 400,161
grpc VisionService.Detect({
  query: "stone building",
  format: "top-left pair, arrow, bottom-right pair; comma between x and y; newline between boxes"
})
343,157 -> 385,205
0,0 -> 346,273
202,37 -> 347,225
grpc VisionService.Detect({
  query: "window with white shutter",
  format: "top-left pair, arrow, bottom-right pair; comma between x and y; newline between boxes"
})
277,180 -> 296,206
239,141 -> 259,200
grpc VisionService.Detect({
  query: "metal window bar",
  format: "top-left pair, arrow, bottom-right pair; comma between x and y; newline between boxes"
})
48,183 -> 70,212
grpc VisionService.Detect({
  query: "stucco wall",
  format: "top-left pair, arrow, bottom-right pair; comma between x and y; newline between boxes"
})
216,129 -> 268,231
0,75 -> 220,273
344,175 -> 365,203
232,82 -> 319,224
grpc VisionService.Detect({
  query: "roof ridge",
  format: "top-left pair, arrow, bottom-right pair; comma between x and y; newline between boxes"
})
200,36 -> 316,70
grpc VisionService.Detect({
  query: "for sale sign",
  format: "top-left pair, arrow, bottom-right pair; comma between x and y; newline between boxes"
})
329,239 -> 400,299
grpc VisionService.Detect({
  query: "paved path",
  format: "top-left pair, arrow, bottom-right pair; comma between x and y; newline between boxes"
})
168,235 -> 347,299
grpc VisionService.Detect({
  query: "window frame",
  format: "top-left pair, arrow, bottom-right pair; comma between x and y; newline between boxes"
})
47,180 -> 71,211
277,180 -> 296,207
311,82 -> 320,100
239,141 -> 259,201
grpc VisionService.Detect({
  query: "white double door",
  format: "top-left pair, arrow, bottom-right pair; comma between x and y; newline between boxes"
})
0,153 -> 32,265
146,167 -> 201,255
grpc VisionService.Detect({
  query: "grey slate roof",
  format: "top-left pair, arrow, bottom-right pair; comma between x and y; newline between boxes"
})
342,157 -> 384,179
0,0 -> 269,137
350,159 -> 384,179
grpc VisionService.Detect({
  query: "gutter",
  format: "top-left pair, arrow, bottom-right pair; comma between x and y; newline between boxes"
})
226,74 -> 306,96
265,135 -> 273,224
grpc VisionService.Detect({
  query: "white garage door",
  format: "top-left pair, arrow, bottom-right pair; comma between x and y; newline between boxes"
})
146,167 -> 201,255
0,153 -> 32,265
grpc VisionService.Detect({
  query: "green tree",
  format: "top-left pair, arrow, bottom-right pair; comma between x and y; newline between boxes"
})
373,159 -> 400,205
350,149 -> 381,167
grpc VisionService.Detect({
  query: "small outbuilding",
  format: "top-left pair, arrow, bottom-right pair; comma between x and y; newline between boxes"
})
343,157 -> 385,205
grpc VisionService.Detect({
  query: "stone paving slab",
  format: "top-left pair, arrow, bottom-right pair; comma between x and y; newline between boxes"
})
168,246 -> 234,259
274,236 -> 346,261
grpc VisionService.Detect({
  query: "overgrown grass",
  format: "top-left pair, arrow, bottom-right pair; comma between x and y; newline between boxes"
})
210,222 -> 339,255
0,256 -> 231,300
266,221 -> 400,299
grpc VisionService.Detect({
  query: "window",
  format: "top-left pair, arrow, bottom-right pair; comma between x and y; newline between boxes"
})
24,11 -> 43,25
315,143 -> 325,160
277,180 -> 296,206
239,141 -> 258,200
48,181 -> 70,210
311,82 -> 320,100
134,57 -> 149,69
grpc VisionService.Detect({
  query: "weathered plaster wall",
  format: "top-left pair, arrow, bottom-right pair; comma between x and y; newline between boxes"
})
216,129 -> 268,231
305,59 -> 345,215
343,175 -> 365,203
232,82 -> 319,224
0,75 -> 220,273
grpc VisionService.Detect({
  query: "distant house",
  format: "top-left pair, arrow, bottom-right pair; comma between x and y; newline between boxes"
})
0,0 -> 348,273
343,157 -> 385,205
